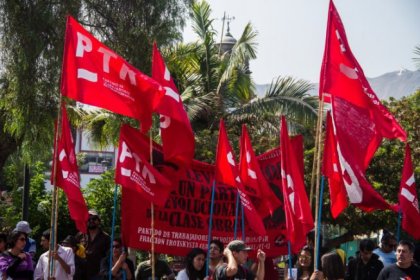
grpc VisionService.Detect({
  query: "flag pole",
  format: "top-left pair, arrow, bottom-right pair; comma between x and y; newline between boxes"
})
241,204 -> 245,241
234,190 -> 240,239
315,176 -> 325,270
310,97 -> 324,209
109,184 -> 119,280
396,209 -> 402,243
313,95 -> 325,271
149,133 -> 156,280
205,180 -> 216,276
48,97 -> 63,279
287,241 -> 293,279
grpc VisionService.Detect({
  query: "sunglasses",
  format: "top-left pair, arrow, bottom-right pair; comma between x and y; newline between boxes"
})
113,244 -> 121,249
18,237 -> 27,242
299,255 -> 311,260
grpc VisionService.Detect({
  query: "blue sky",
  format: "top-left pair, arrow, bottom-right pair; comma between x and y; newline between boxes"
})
182,0 -> 420,84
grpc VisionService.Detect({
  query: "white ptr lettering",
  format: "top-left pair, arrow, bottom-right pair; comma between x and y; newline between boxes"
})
119,64 -> 137,86
246,152 -> 257,179
76,32 -> 92,57
119,141 -> 156,184
164,66 -> 171,81
98,47 -> 118,73
164,87 -> 180,102
281,169 -> 296,213
335,29 -> 346,53
160,115 -> 171,129
77,69 -> 97,82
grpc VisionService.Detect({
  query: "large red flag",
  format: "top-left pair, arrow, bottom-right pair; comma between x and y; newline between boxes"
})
51,104 -> 88,233
215,120 -> 266,235
323,112 -> 348,218
280,116 -> 314,253
115,124 -> 173,207
320,0 -> 406,166
319,1 -> 404,214
239,125 -> 280,216
399,144 -> 420,240
61,16 -> 165,132
152,43 -> 195,166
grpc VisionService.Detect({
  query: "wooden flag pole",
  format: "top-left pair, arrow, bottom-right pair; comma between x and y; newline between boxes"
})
313,96 -> 325,270
149,133 -> 156,280
310,98 -> 324,209
48,97 -> 63,279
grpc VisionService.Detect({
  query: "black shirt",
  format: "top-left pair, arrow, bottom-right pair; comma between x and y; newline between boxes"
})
377,263 -> 420,280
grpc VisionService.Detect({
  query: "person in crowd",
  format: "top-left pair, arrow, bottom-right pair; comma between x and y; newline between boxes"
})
310,252 -> 345,280
296,246 -> 315,280
373,232 -> 397,267
0,230 -> 34,279
377,240 -> 420,280
84,209 -> 111,280
62,235 -> 87,280
208,239 -> 224,277
214,239 -> 266,280
14,221 -> 36,260
177,247 -> 208,280
100,237 -> 134,280
0,233 -> 6,254
135,252 -> 175,280
34,229 -> 75,280
344,239 -> 383,280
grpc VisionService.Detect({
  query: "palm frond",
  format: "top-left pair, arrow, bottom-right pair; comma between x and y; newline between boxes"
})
413,44 -> 420,70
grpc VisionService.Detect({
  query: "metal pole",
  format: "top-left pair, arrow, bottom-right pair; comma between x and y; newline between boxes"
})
22,164 -> 30,221
205,180 -> 216,276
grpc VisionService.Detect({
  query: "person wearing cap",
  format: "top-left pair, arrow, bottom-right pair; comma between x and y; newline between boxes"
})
34,229 -> 75,280
14,221 -> 36,259
214,240 -> 266,280
84,209 -> 111,280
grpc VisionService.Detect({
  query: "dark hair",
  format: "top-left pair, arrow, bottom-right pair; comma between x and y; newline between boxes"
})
7,231 -> 27,249
0,233 -> 7,243
381,233 -> 396,244
42,229 -> 51,241
398,240 -> 415,253
321,252 -> 345,280
296,246 -> 314,278
359,239 -> 375,252
185,248 -> 206,280
210,239 -> 224,252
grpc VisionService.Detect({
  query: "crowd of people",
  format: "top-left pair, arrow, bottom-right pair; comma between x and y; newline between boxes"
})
1,214 -> 420,280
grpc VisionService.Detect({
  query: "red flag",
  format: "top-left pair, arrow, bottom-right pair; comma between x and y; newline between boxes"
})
51,104 -> 88,233
115,124 -> 173,207
320,0 -> 406,166
280,116 -> 314,253
61,16 -> 165,132
215,120 -> 266,235
322,111 -> 348,218
152,43 -> 195,166
239,125 -> 280,216
399,144 -> 420,240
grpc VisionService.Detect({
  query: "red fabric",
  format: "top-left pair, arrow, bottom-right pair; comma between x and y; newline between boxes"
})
280,116 -> 314,253
121,143 -> 288,257
115,124 -> 173,207
322,112 -> 348,218
239,125 -> 280,216
51,104 -> 88,233
61,16 -> 164,132
152,43 -> 195,166
399,144 -> 420,240
215,120 -> 266,235
319,0 -> 406,167
324,106 -> 397,213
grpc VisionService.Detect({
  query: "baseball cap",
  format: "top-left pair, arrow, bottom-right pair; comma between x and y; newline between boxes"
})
227,240 -> 251,252
14,221 -> 32,234
88,209 -> 99,217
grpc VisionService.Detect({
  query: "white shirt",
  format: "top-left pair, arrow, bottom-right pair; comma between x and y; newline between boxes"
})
34,245 -> 75,280
176,269 -> 189,280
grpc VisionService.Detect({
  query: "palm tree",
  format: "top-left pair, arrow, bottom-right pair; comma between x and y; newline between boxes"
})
166,0 -> 318,136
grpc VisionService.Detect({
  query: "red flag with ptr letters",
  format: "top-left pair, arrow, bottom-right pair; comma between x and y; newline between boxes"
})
51,104 -> 88,233
152,43 -> 195,166
215,120 -> 266,235
61,16 -> 165,132
239,125 -> 280,216
115,124 -> 173,207
320,1 -> 406,166
399,144 -> 420,240
280,116 -> 314,253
